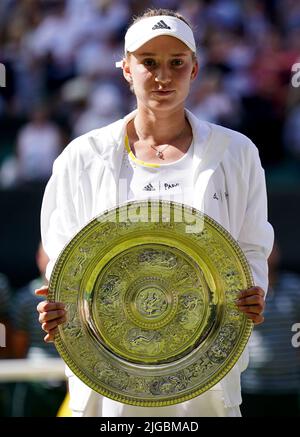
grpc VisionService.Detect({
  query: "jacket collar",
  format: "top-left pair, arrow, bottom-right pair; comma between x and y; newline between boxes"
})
94,108 -> 230,186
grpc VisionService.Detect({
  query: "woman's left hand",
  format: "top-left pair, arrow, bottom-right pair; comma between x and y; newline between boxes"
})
236,286 -> 265,325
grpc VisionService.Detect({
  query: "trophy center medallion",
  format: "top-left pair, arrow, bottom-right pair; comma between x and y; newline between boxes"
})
125,277 -> 177,330
135,287 -> 168,318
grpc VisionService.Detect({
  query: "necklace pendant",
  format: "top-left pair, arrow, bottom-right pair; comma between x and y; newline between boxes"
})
156,151 -> 163,159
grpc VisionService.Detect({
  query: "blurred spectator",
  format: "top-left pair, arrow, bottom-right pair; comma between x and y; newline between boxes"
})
12,243 -> 57,359
74,34 -> 123,78
242,0 -> 271,45
190,70 -> 240,128
241,243 -> 300,417
0,107 -> 62,187
16,107 -> 61,182
10,243 -> 65,417
73,82 -> 124,137
237,24 -> 299,167
26,0 -> 76,90
205,0 -> 243,30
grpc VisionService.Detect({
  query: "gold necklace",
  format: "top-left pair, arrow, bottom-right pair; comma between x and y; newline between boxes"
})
134,122 -> 187,160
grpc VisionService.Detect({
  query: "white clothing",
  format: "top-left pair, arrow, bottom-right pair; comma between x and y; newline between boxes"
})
72,384 -> 241,417
17,122 -> 61,181
41,109 -> 274,416
119,136 -> 195,205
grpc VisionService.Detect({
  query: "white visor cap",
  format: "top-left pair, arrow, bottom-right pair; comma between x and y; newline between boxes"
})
125,15 -> 196,54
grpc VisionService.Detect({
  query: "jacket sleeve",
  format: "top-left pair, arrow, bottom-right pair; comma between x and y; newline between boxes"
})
237,144 -> 274,295
41,148 -> 80,281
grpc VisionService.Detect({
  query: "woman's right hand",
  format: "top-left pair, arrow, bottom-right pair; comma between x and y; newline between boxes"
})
35,285 -> 67,343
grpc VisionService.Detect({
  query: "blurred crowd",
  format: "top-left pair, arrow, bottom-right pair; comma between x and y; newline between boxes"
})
0,0 -> 300,417
0,0 -> 300,186
0,243 -> 66,417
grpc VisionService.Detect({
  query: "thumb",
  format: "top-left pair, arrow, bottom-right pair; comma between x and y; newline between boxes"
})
35,285 -> 49,296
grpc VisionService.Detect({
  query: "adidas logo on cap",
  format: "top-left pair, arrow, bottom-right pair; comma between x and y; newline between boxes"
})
152,20 -> 171,30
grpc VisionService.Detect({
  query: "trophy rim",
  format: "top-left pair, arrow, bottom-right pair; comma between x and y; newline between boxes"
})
49,200 -> 253,407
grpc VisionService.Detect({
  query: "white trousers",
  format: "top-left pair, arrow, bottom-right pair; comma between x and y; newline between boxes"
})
72,385 -> 241,417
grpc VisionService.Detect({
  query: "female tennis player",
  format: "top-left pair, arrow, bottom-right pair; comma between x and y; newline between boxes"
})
36,8 -> 274,417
